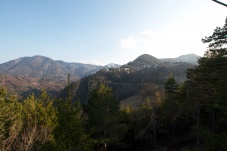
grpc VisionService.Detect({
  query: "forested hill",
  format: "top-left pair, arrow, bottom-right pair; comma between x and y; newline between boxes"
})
0,55 -> 120,98
59,54 -> 196,103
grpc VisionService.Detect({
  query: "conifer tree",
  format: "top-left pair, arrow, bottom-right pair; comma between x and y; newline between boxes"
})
86,84 -> 125,151
185,17 -> 227,150
163,74 -> 178,145
54,98 -> 93,151
0,87 -> 23,150
17,90 -> 57,151
202,17 -> 227,57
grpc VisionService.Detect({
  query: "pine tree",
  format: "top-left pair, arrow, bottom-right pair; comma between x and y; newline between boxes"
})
17,90 -> 57,151
0,87 -> 23,150
163,74 -> 178,145
86,84 -> 125,151
202,17 -> 227,57
185,17 -> 227,150
54,98 -> 93,151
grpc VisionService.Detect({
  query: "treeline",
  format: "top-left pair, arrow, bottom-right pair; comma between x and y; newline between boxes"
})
69,60 -> 193,103
0,65 -> 226,151
0,18 -> 227,151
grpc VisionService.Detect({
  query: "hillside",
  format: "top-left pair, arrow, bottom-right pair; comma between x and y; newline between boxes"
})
124,54 -> 161,68
0,55 -> 120,99
59,54 -> 195,104
160,53 -> 200,64
0,56 -> 79,80
0,74 -> 65,99
0,54 -> 198,99
56,60 -> 103,78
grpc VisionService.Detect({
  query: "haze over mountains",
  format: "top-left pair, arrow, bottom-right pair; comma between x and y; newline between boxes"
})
0,55 -> 121,80
0,54 -> 199,99
0,55 -> 120,98
160,53 -> 200,64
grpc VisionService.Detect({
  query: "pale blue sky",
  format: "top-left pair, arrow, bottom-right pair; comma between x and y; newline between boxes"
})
0,0 -> 227,65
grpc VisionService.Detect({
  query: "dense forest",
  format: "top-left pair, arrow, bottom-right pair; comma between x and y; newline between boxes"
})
0,18 -> 227,151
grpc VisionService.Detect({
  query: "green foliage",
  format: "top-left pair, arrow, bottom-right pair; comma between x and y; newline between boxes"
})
85,84 -> 126,150
163,75 -> 180,121
200,128 -> 227,151
17,89 -> 58,150
1,18 -> 227,150
184,17 -> 227,150
202,17 -> 227,57
121,103 -> 134,114
182,60 -> 227,150
162,75 -> 179,144
0,90 -> 23,150
23,90 -> 57,129
0,86 -> 7,99
54,98 -> 93,151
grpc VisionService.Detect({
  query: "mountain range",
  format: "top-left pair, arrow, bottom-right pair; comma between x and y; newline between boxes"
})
160,53 -> 200,64
0,54 -> 199,99
0,55 -> 120,98
0,55 -> 121,80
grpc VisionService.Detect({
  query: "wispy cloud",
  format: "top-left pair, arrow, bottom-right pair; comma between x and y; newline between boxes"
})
120,29 -> 175,58
119,1 -> 227,59
120,30 -> 157,49
120,36 -> 136,49
120,27 -> 208,58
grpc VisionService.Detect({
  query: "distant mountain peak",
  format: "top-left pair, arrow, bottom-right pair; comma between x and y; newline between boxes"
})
177,53 -> 200,58
104,63 -> 121,68
134,54 -> 160,63
126,54 -> 161,67
0,55 -> 69,78
160,53 -> 200,65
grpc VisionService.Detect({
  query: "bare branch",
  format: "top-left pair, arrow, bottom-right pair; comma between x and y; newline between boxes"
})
212,0 -> 227,7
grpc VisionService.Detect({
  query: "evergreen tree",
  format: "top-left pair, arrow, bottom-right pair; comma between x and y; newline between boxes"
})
0,87 -> 23,150
185,17 -> 227,150
86,84 -> 125,151
120,103 -> 136,150
17,90 -> 57,151
54,98 -> 93,151
163,74 -> 178,145
202,17 -> 227,57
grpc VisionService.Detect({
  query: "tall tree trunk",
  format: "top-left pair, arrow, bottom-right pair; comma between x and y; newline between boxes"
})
196,101 -> 201,148
104,142 -> 107,151
209,108 -> 216,132
172,119 -> 175,145
153,117 -> 157,151
171,92 -> 175,145
153,99 -> 157,151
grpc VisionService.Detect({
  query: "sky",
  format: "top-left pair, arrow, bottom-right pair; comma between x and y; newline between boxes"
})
0,0 -> 227,65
